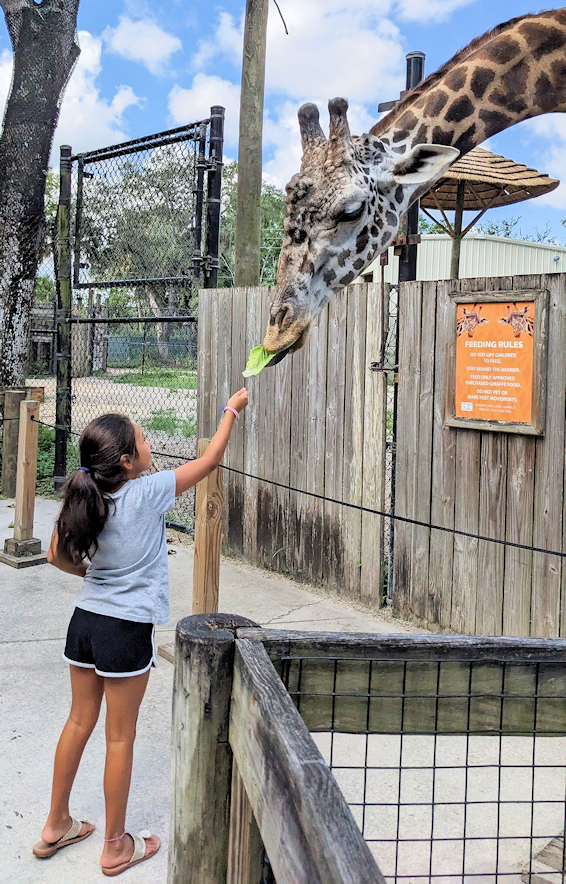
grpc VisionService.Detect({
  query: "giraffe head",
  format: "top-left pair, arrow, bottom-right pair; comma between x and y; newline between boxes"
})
263,99 -> 458,361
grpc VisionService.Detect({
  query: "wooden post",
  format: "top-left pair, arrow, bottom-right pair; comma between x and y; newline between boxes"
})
0,399 -> 47,568
168,613 -> 259,884
234,0 -> 269,286
193,438 -> 224,613
227,759 -> 264,884
450,179 -> 466,280
1,388 -> 26,497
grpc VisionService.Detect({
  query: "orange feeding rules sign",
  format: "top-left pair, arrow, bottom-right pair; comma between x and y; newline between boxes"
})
455,301 -> 535,424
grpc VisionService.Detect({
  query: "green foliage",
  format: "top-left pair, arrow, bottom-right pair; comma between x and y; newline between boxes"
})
35,424 -> 79,497
418,213 -> 446,235
110,368 -> 197,391
34,274 -> 55,303
477,216 -> 558,244
145,408 -> 196,438
218,162 -> 286,287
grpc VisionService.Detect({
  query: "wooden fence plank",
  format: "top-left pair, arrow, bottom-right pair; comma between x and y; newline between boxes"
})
217,290 -> 233,543
342,284 -> 367,600
257,287 -> 277,569
361,282 -> 386,605
243,287 -> 263,563
393,280 -> 422,618
530,274 -> 564,636
226,288 -> 248,554
412,280 -> 437,622
306,310 -> 329,585
271,310 -> 292,574
324,289 -> 348,590
503,434 -> 535,635
208,290 -> 220,437
427,281 -> 456,629
288,315 -> 310,580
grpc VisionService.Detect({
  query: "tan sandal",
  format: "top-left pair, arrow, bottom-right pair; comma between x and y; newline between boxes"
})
101,832 -> 160,877
33,817 -> 94,858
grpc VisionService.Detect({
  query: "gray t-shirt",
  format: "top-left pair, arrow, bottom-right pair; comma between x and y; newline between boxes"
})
75,470 -> 177,625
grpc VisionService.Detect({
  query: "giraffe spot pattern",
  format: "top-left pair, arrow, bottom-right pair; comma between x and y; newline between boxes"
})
340,271 -> 355,285
520,23 -> 566,60
394,185 -> 404,203
478,108 -> 512,136
353,257 -> 365,271
470,68 -> 496,100
300,256 -> 314,274
356,226 -> 369,253
337,250 -> 351,267
385,211 -> 397,226
445,67 -> 467,92
484,37 -> 521,64
371,226 -> 379,238
445,95 -> 475,124
424,91 -> 449,117
489,90 -> 527,115
453,123 -> 477,154
534,73 -> 557,112
323,268 -> 337,285
502,59 -> 529,95
432,126 -> 453,145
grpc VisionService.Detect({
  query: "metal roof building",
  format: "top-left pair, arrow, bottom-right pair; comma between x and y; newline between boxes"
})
358,234 -> 566,284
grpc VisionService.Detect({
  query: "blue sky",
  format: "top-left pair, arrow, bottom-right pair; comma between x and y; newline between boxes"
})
1,0 -> 566,240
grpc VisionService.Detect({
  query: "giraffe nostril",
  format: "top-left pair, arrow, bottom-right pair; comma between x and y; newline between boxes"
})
275,305 -> 292,330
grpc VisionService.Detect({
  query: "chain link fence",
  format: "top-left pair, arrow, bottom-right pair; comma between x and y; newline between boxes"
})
16,110 -> 225,530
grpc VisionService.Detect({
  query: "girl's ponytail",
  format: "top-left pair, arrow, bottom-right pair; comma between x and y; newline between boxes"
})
56,414 -> 137,564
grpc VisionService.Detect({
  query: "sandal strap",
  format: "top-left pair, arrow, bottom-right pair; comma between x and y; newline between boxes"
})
58,818 -> 83,844
129,833 -> 147,864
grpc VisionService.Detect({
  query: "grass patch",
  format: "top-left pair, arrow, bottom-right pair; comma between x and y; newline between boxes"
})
110,368 -> 197,392
146,408 -> 196,439
35,424 -> 79,498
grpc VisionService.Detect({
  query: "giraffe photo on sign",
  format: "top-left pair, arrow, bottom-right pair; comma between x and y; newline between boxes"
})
455,301 -> 536,424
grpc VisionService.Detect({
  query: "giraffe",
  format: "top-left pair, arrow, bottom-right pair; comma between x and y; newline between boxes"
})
262,8 -> 566,363
457,305 -> 489,338
499,303 -> 535,337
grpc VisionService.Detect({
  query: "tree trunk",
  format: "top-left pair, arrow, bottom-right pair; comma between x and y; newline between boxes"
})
0,0 -> 80,386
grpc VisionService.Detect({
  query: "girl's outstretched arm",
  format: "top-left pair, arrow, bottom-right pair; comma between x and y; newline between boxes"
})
47,530 -> 89,577
174,387 -> 248,496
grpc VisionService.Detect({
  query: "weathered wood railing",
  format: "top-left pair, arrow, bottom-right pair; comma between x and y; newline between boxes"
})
169,618 -> 566,883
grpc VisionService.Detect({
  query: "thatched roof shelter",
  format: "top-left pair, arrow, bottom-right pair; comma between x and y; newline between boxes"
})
420,147 -> 559,277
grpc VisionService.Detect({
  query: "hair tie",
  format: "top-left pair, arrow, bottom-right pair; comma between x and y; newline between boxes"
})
78,466 -> 90,474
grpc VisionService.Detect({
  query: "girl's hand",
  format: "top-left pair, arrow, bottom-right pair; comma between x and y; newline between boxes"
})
227,388 -> 248,414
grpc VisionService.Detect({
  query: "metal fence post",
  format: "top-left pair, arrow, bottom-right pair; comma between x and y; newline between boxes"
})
54,145 -> 73,488
204,106 -> 225,289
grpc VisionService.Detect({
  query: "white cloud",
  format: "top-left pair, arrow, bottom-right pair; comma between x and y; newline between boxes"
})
103,16 -> 182,75
168,75 -> 241,146
55,31 -> 143,155
0,33 -> 142,157
193,2 -> 405,106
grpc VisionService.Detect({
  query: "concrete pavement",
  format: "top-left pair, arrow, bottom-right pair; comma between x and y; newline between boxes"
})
1,496 -> 411,884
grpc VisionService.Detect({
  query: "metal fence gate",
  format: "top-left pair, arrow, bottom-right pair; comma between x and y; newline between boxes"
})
51,107 -> 224,530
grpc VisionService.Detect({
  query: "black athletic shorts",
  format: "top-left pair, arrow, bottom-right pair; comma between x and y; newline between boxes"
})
63,607 -> 156,677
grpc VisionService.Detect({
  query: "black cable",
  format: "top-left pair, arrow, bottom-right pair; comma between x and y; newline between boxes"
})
29,416 -> 566,559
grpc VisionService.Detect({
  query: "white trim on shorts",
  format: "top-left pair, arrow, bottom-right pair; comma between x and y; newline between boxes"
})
62,626 -> 157,678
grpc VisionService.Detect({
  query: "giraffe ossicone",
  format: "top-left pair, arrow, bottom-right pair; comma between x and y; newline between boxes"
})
262,8 -> 566,363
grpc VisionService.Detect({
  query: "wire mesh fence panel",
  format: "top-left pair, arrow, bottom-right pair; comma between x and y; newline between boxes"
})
279,649 -> 566,884
36,111 -> 225,530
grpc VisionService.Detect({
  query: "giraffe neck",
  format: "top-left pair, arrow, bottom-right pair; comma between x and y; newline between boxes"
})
372,9 -> 566,161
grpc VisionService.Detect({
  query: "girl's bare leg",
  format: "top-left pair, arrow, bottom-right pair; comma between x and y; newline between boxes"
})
100,670 -> 159,869
41,665 -> 103,844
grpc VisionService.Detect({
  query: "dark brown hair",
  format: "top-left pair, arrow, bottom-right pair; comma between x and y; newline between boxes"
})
56,414 -> 137,565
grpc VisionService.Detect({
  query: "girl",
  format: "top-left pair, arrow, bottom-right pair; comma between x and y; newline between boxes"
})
33,388 -> 248,876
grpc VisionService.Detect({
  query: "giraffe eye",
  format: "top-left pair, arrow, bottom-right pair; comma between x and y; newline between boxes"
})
335,203 -> 365,224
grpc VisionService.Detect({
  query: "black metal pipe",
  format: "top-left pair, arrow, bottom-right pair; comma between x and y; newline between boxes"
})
398,51 -> 425,285
204,106 -> 225,289
71,315 -> 197,325
54,145 -> 73,488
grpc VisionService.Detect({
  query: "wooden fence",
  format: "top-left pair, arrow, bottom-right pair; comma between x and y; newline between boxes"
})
197,284 -> 388,606
394,273 -> 566,637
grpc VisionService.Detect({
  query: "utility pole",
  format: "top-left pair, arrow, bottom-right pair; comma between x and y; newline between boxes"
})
378,51 -> 426,283
235,0 -> 269,287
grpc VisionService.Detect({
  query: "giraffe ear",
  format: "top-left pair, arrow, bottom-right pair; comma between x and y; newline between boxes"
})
391,144 -> 459,185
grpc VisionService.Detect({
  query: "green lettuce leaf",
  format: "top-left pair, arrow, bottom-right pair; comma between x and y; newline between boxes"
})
243,345 -> 275,377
